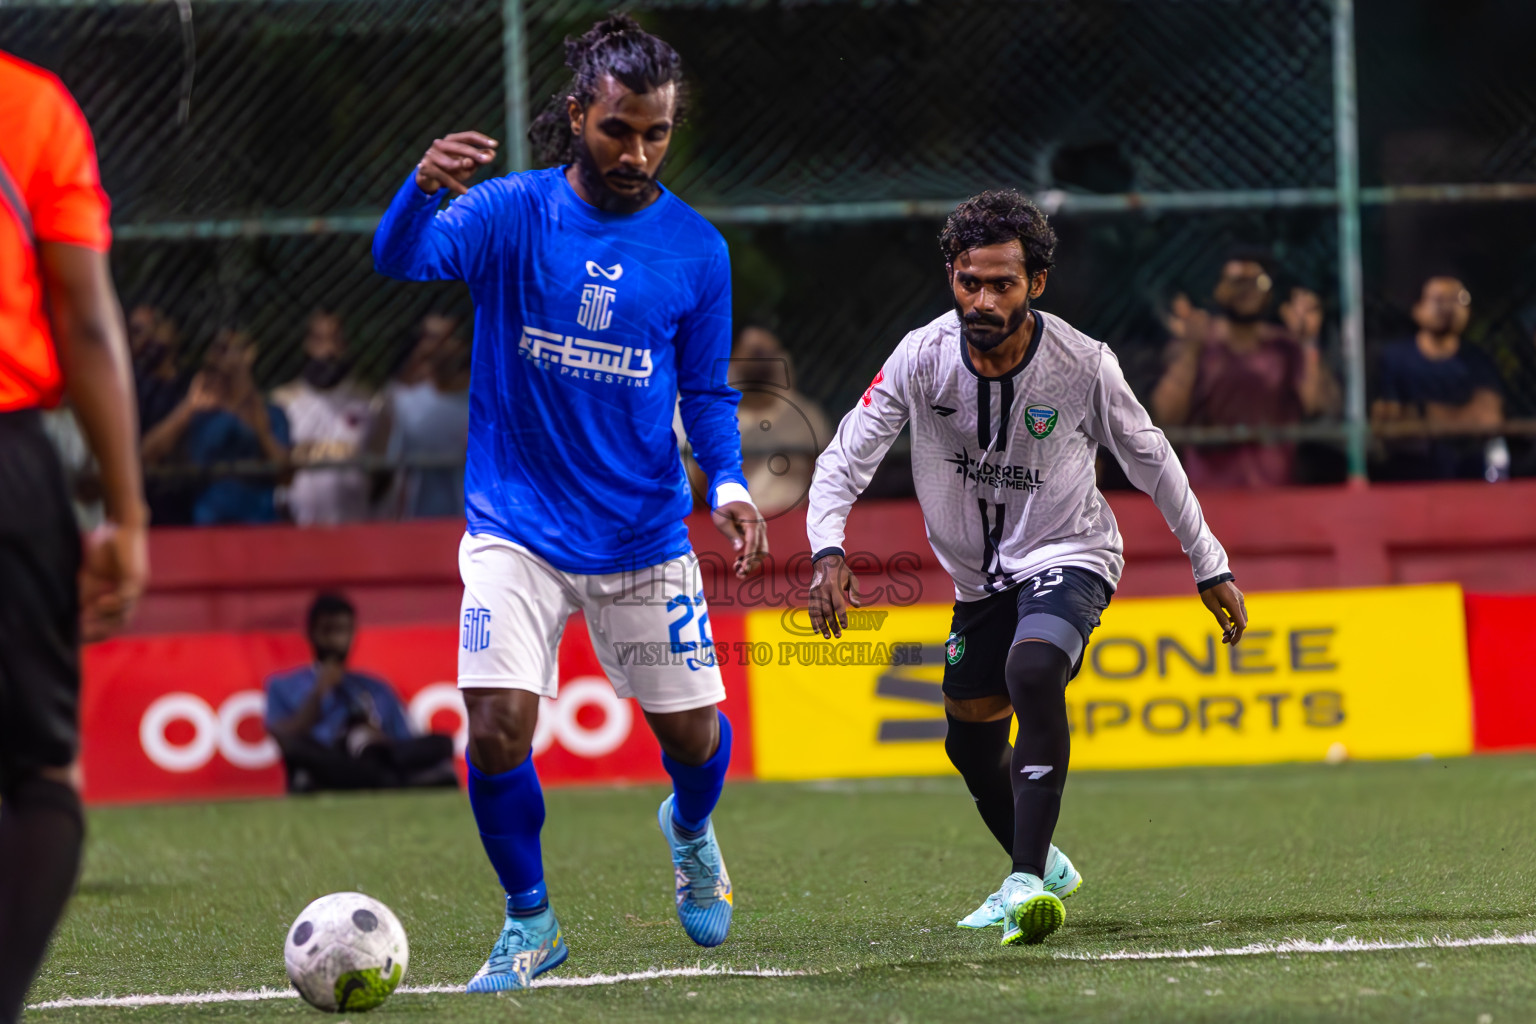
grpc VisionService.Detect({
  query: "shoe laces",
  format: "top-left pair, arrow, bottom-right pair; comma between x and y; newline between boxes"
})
673,832 -> 727,900
488,916 -> 543,962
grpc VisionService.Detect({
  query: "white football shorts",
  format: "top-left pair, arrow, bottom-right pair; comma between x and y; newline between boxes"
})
456,532 -> 726,714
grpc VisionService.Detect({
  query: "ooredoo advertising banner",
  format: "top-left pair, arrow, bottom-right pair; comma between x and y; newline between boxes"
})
80,616 -> 753,805
746,583 -> 1473,780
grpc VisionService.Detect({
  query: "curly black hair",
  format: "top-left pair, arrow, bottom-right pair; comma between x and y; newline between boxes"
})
938,189 -> 1058,278
528,14 -> 687,168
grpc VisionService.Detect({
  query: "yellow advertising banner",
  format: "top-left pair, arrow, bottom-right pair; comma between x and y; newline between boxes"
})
746,583 -> 1472,780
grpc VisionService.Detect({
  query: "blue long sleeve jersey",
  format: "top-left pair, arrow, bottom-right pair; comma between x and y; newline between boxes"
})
374,169 -> 747,574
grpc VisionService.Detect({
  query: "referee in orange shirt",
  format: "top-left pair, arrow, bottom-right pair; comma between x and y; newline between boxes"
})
0,51 -> 147,1022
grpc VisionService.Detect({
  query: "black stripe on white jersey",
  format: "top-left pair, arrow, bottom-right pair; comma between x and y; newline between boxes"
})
977,498 -> 1006,589
975,376 -> 991,449
996,375 -> 1013,451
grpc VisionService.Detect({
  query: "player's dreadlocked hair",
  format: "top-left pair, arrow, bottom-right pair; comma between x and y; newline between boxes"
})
528,14 -> 687,168
939,190 -> 1058,278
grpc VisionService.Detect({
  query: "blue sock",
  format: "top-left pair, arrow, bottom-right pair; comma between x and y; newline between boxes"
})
662,711 -> 732,834
467,755 -> 546,914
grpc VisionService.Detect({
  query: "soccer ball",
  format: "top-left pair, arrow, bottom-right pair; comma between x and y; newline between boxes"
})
283,892 -> 408,1013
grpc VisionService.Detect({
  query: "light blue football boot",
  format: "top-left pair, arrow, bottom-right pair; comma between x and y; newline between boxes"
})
999,871 -> 1066,946
658,794 -> 734,947
464,898 -> 568,992
957,844 -> 1082,928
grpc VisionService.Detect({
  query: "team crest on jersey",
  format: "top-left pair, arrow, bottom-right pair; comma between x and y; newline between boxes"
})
1025,405 -> 1058,439
945,632 -> 966,665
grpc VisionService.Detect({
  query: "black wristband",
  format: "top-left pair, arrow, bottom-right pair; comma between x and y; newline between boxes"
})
1196,571 -> 1235,593
811,546 -> 845,564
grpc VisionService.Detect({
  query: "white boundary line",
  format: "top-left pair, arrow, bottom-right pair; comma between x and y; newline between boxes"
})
29,935 -> 1536,1010
1055,931 -> 1536,962
27,966 -> 804,1010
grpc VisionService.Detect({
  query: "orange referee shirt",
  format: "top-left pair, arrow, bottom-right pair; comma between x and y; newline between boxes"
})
0,51 -> 111,412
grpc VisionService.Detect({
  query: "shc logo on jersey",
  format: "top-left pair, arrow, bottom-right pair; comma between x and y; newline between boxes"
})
585,260 -> 624,281
578,284 -> 617,332
1025,404 -> 1059,439
462,608 -> 492,652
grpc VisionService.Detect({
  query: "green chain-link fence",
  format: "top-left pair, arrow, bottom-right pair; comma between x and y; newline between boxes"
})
4,0 -> 1535,506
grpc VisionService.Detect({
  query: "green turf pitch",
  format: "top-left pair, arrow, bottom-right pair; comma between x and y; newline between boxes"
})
28,755 -> 1536,1023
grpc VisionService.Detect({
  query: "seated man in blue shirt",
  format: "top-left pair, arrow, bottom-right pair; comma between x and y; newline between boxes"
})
265,592 -> 456,793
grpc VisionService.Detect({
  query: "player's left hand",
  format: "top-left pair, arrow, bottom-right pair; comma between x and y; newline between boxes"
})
1201,580 -> 1248,646
713,500 -> 767,579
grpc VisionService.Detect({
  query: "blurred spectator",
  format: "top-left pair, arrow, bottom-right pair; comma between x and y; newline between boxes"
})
1280,286 -> 1348,484
379,313 -> 471,519
1371,276 -> 1503,480
728,327 -> 830,514
272,310 -> 380,525
127,304 -> 195,524
679,325 -> 829,515
141,327 -> 291,524
264,592 -> 457,793
128,304 -> 188,431
1151,255 -> 1331,488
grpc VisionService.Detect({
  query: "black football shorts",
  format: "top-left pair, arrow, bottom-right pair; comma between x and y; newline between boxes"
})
0,409 -> 83,793
942,565 -> 1112,702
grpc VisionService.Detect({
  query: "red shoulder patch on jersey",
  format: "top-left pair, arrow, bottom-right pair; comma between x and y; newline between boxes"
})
860,369 -> 885,407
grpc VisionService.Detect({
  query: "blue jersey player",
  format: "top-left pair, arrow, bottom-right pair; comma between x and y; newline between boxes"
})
373,16 -> 766,990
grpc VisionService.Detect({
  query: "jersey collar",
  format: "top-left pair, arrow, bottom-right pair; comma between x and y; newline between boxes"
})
959,308 -> 1045,382
553,166 -> 675,227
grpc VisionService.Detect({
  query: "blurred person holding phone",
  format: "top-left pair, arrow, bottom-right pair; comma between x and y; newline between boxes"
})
264,592 -> 457,793
0,50 -> 148,1024
141,327 -> 292,524
1151,250 -> 1331,488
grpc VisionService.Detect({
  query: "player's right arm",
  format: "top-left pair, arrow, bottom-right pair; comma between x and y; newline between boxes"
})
372,132 -> 499,282
805,339 -> 914,638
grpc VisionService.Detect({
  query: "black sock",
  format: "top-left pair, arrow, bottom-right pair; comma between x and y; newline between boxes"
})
1005,642 -> 1071,878
0,778 -> 85,1024
943,714 -> 1014,854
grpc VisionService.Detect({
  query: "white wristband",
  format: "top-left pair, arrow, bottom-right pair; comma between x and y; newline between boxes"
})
711,481 -> 754,510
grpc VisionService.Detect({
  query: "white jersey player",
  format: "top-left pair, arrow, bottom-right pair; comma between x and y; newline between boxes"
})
805,189 -> 1247,946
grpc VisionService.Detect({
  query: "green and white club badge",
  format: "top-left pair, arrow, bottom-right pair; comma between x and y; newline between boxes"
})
945,632 -> 966,665
1025,404 -> 1058,439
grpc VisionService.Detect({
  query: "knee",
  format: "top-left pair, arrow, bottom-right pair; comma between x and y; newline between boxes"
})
944,712 -> 1009,774
464,691 -> 536,773
1005,640 -> 1071,699
649,706 -> 720,766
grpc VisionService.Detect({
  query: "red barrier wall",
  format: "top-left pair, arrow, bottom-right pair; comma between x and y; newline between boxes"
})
130,480 -> 1536,635
1464,593 -> 1536,752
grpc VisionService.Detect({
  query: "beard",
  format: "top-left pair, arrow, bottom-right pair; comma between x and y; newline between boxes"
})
956,300 -> 1029,352
302,356 -> 348,390
571,131 -> 660,214
1219,304 -> 1266,325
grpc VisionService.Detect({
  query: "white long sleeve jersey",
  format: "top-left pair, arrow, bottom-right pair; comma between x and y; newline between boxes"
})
807,310 -> 1231,602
